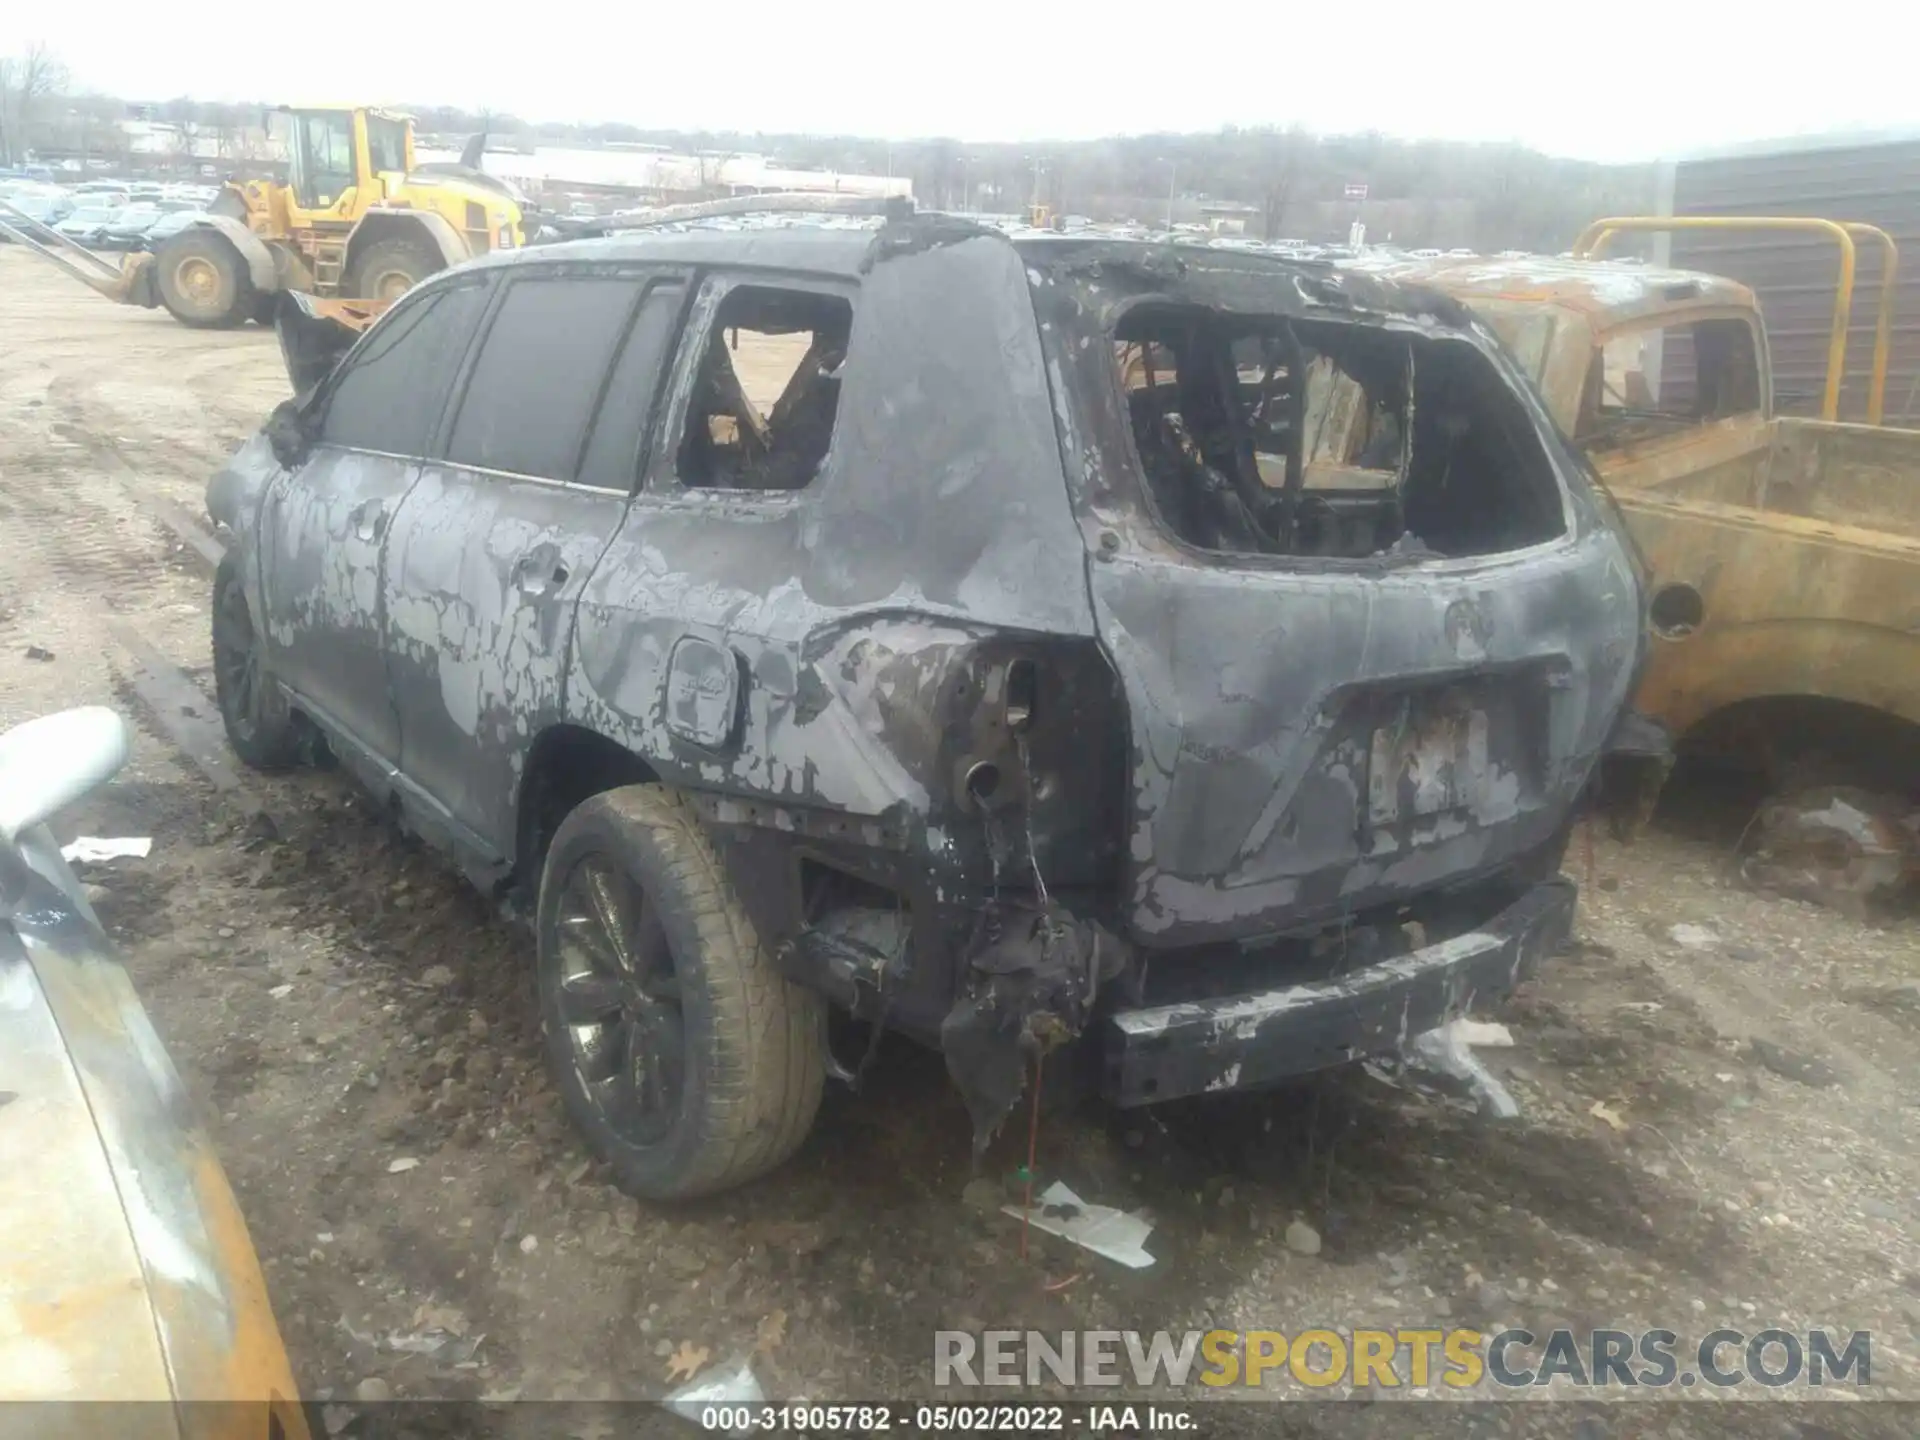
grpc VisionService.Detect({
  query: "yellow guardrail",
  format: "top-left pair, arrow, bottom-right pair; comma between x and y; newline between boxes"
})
1571,216 -> 1898,425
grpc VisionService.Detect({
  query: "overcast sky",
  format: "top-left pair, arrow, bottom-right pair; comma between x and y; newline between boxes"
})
11,3 -> 1916,163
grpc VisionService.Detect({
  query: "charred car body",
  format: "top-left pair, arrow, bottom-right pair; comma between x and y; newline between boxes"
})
208,213 -> 1644,1197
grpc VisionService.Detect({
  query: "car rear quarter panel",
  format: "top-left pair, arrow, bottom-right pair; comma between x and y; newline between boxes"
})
566,235 -> 1098,818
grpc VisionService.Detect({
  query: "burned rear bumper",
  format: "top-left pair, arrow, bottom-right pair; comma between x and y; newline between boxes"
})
1101,877 -> 1575,1106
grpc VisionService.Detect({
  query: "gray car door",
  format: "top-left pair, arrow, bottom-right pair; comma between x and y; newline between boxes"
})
381,266 -> 688,863
260,274 -> 492,773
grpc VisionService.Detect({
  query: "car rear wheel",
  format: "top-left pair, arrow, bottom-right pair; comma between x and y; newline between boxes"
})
155,230 -> 252,328
535,785 -> 824,1200
211,558 -> 302,770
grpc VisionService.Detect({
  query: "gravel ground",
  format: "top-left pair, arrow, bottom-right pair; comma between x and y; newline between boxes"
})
2,249 -> 1915,1439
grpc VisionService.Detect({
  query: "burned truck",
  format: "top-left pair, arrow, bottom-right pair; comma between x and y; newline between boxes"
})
207,211 -> 1645,1198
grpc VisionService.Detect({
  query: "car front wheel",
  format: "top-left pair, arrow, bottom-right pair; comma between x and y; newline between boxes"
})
535,785 -> 824,1200
211,557 -> 302,770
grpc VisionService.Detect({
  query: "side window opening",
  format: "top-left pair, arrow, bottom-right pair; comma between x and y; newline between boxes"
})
1578,317 -> 1761,450
366,115 -> 407,175
1114,304 -> 1564,561
676,285 -> 852,493
294,112 -> 356,208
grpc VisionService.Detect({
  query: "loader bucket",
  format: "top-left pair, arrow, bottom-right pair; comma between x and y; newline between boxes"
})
274,291 -> 390,400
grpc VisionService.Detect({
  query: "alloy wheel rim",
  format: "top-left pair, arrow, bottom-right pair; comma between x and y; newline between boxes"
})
554,855 -> 685,1145
213,586 -> 258,741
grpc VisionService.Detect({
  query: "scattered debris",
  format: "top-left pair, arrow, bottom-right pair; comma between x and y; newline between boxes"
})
384,1326 -> 483,1365
1284,1219 -> 1322,1257
665,1354 -> 765,1433
24,645 -> 54,662
1002,1181 -> 1155,1270
1740,786 -> 1917,915
1405,1023 -> 1520,1118
665,1340 -> 711,1384
387,1157 -> 421,1174
1666,923 -> 1720,951
1589,1100 -> 1629,1132
1746,1038 -> 1840,1089
1452,1019 -> 1515,1048
59,835 -> 152,863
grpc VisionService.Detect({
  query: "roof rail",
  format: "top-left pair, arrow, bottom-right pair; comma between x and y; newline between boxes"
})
595,192 -> 916,234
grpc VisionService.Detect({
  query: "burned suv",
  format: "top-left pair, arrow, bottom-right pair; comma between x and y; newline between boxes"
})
208,210 -> 1644,1199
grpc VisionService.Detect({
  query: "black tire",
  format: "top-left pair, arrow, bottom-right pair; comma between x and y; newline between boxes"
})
344,234 -> 439,303
536,785 -> 824,1200
155,230 -> 253,328
211,557 -> 302,771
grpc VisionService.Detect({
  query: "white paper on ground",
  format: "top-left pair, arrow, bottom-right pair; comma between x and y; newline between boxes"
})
60,836 -> 152,863
1003,1180 -> 1156,1269
1452,1019 -> 1515,1048
666,1355 -> 765,1434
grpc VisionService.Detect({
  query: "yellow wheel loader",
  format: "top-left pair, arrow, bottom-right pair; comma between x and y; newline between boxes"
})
0,106 -> 524,328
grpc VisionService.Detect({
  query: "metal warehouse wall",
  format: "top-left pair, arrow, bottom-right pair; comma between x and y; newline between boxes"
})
1660,134 -> 1920,425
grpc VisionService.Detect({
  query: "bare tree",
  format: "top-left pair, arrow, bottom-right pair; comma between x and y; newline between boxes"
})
0,41 -> 70,166
1256,126 -> 1310,241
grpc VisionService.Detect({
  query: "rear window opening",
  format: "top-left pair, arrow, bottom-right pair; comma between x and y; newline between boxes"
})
1114,305 -> 1566,560
1577,316 -> 1762,452
677,285 -> 853,493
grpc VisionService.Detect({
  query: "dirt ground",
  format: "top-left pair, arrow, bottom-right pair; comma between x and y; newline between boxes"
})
3,248 -> 1918,1437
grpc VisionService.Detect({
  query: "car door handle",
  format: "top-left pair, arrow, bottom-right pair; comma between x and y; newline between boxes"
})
350,498 -> 387,542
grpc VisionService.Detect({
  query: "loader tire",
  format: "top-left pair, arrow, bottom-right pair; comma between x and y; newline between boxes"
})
155,231 -> 252,329
345,235 -> 439,303
535,785 -> 824,1200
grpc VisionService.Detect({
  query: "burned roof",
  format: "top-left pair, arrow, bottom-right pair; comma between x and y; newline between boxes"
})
1335,252 -> 1757,329
484,215 -> 1479,326
490,221 -> 886,277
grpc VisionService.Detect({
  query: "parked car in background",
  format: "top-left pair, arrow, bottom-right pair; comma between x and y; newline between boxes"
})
211,213 -> 1644,1199
1362,243 -> 1920,870
0,707 -> 309,1431
54,202 -> 120,247
0,189 -> 71,240
98,201 -> 196,250
140,209 -> 211,250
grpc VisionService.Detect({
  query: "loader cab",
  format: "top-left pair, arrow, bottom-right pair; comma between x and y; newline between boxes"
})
277,107 -> 415,217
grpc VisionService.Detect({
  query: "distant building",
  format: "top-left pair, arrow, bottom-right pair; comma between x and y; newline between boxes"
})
118,119 -> 273,162
414,142 -> 910,205
1198,200 -> 1259,235
1658,129 -> 1920,424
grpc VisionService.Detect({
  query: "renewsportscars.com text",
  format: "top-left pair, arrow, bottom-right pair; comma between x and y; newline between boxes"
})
935,1327 -> 1872,1390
